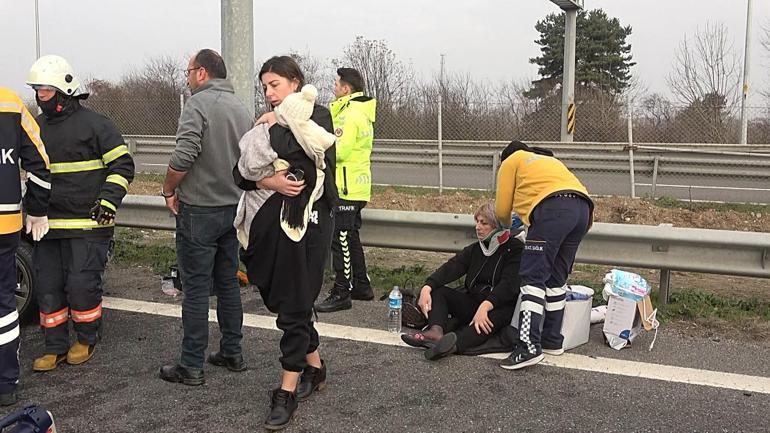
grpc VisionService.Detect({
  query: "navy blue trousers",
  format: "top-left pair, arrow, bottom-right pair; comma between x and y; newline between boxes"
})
516,194 -> 591,353
0,232 -> 20,395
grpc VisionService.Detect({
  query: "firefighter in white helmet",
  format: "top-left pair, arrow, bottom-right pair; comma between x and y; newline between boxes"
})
26,55 -> 135,371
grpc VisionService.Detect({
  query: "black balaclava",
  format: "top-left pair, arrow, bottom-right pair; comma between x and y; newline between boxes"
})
499,140 -> 555,162
36,91 -> 84,119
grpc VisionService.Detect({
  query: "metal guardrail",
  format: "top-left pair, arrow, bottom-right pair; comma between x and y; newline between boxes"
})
119,195 -> 770,302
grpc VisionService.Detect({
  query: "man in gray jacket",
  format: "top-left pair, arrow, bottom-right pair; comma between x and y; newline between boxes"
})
159,49 -> 253,386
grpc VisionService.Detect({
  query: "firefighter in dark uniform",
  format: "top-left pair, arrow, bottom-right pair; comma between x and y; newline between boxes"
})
26,55 -> 135,371
0,87 -> 51,406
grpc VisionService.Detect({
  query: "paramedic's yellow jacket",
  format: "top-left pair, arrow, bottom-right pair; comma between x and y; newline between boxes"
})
494,150 -> 592,227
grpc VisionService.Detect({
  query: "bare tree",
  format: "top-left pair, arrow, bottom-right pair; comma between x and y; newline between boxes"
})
667,23 -> 740,142
667,23 -> 740,108
334,36 -> 415,110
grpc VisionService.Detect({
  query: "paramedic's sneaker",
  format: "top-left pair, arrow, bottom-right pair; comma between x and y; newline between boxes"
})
542,347 -> 564,356
500,350 -> 544,370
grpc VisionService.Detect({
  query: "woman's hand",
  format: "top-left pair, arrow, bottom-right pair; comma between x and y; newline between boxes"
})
255,111 -> 277,127
470,301 -> 494,335
257,170 -> 305,197
418,285 -> 433,319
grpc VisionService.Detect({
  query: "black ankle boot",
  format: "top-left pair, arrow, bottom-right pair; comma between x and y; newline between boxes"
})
265,388 -> 298,430
296,360 -> 327,401
314,285 -> 352,313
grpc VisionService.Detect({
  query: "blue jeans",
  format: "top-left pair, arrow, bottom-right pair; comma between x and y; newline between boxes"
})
176,203 -> 243,369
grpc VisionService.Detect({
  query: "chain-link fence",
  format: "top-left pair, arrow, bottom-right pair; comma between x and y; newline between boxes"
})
97,96 -> 770,203
91,96 -> 770,145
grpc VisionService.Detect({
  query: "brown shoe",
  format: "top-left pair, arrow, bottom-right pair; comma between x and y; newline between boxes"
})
32,353 -> 67,371
66,341 -> 95,365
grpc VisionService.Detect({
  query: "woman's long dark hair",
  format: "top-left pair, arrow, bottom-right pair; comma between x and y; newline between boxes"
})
260,55 -> 311,230
259,56 -> 305,90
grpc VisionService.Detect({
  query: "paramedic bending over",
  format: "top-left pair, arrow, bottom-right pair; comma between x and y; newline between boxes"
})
494,140 -> 593,370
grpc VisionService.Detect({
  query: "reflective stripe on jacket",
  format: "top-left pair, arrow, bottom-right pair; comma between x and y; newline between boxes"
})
330,92 -> 375,202
0,87 -> 50,235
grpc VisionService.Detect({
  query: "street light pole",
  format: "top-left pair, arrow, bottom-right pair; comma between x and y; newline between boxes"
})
34,0 -> 40,59
549,0 -> 584,143
221,0 -> 255,119
739,0 -> 752,145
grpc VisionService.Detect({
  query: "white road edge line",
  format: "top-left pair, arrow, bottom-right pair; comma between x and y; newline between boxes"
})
103,296 -> 770,395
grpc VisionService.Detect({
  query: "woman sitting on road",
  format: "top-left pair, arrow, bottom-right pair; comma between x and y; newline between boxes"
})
401,202 -> 523,360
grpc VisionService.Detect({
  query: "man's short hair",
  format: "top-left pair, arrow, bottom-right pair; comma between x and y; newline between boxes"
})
195,49 -> 227,79
337,67 -> 364,93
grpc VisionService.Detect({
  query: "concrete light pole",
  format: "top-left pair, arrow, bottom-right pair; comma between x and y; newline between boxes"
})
549,0 -> 584,142
221,0 -> 255,119
738,0 -> 753,145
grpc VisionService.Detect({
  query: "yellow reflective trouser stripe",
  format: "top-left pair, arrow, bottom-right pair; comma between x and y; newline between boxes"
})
102,145 -> 129,164
106,174 -> 129,191
50,159 -> 105,174
49,218 -> 114,229
100,199 -> 116,212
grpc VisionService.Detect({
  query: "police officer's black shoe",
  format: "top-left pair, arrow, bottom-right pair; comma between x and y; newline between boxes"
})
207,351 -> 247,372
264,388 -> 298,431
0,391 -> 16,406
350,285 -> 375,301
159,363 -> 205,386
314,286 -> 352,312
296,360 -> 326,401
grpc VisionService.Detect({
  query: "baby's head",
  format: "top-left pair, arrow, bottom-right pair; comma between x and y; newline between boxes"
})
275,84 -> 318,124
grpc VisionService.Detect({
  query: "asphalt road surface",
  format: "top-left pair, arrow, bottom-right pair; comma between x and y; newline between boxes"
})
4,267 -> 770,432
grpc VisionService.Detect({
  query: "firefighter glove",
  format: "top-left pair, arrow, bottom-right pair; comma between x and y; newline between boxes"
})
26,215 -> 49,241
90,200 -> 115,225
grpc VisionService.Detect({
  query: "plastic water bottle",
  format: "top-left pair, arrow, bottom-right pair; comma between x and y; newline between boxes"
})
387,286 -> 402,333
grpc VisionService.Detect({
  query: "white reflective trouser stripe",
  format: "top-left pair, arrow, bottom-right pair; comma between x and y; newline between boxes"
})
0,325 -> 19,346
521,285 -> 545,298
0,202 -> 21,212
0,311 -> 20,346
546,299 -> 567,311
27,172 -> 51,190
0,310 -> 18,328
546,286 -> 567,296
521,300 -> 544,316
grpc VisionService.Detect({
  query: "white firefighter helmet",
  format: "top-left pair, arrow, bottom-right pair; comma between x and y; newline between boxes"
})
26,55 -> 81,95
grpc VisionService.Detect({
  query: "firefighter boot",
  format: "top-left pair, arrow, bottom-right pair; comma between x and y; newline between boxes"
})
66,341 -> 95,365
32,353 -> 67,372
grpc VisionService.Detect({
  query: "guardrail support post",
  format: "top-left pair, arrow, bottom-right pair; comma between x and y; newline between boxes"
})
659,268 -> 671,304
127,138 -> 136,156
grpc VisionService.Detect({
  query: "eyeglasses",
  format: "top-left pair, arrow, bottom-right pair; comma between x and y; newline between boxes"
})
184,66 -> 202,77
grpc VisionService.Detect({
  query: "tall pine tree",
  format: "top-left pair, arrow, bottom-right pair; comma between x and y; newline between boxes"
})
527,9 -> 634,98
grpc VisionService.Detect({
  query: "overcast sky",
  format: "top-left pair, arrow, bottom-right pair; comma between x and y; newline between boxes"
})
2,0 -> 769,105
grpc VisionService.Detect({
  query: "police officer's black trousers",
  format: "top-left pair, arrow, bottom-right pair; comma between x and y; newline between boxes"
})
331,200 -> 370,291
34,236 -> 111,354
0,233 -> 20,395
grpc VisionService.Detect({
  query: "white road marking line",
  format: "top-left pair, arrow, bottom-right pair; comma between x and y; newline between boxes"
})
103,296 -> 770,395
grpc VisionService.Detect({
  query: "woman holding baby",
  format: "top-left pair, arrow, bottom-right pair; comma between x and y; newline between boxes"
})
234,55 -> 337,430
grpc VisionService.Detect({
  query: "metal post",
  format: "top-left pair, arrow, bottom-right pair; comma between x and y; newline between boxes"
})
560,9 -> 577,142
221,0 -> 255,120
739,0 -> 752,145
651,156 -> 660,199
491,152 -> 501,192
179,93 -> 184,116
628,97 -> 636,198
34,0 -> 40,59
659,268 -> 671,304
438,54 -> 445,193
